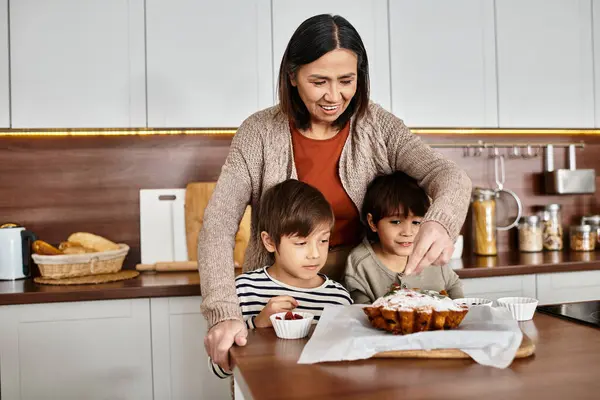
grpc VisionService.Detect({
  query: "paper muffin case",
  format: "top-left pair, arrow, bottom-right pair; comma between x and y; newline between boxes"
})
269,311 -> 314,339
453,298 -> 493,307
497,297 -> 539,321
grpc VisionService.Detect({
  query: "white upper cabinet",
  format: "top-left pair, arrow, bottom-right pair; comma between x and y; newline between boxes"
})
389,0 -> 497,127
0,0 -> 8,128
9,0 -> 146,128
495,0 -> 594,128
146,0 -> 273,128
272,0 -> 391,111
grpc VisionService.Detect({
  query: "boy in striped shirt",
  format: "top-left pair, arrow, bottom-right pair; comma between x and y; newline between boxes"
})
211,179 -> 352,378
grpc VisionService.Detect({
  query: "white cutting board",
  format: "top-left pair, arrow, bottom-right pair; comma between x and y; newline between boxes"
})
139,189 -> 188,264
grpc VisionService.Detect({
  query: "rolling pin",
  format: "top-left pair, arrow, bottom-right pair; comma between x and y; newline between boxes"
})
136,261 -> 198,272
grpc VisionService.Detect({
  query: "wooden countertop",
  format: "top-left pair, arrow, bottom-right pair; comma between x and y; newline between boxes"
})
0,271 -> 202,306
230,313 -> 600,400
1,251 -> 600,306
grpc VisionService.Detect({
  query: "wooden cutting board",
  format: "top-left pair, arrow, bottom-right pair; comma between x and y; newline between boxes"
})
372,333 -> 535,359
185,182 -> 251,267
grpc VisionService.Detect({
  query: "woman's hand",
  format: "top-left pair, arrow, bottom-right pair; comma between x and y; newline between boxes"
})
254,296 -> 298,328
404,221 -> 454,276
204,319 -> 248,372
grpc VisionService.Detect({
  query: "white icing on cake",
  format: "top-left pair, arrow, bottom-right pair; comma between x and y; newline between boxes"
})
372,288 -> 464,312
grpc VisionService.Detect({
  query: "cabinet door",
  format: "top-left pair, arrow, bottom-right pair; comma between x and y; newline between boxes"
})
495,0 -> 594,127
389,0 -> 497,127
10,0 -> 146,128
461,275 -> 537,300
0,0 -> 8,127
151,297 -> 230,400
146,0 -> 273,127
0,299 -> 153,400
272,0 -> 391,111
536,270 -> 600,305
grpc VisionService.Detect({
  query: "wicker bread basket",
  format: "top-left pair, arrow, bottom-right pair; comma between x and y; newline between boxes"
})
32,244 -> 129,279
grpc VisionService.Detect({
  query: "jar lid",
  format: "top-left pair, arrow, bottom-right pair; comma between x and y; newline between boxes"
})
472,187 -> 495,200
520,215 -> 540,225
545,204 -> 561,211
571,224 -> 592,233
582,215 -> 600,225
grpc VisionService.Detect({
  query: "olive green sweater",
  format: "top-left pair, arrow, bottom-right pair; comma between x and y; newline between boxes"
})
345,239 -> 464,304
198,103 -> 472,327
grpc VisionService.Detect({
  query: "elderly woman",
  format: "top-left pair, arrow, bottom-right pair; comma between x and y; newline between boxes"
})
199,14 -> 471,371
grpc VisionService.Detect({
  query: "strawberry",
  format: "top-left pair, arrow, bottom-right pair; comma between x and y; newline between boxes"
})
293,313 -> 303,320
284,311 -> 294,320
275,316 -> 282,320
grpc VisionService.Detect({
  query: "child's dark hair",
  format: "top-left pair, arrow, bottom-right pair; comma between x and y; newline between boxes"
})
362,171 -> 430,241
258,179 -> 334,247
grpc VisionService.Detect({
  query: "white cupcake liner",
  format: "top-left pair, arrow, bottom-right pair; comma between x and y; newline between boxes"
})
497,297 -> 539,321
270,311 -> 314,339
453,297 -> 493,307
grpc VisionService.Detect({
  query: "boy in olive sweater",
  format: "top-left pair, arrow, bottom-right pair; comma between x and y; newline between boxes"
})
345,172 -> 464,304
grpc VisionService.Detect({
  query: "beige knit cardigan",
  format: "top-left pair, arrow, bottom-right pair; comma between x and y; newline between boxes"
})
198,103 -> 472,327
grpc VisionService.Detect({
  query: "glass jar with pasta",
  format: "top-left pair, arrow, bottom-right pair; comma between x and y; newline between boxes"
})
570,225 -> 596,252
541,204 -> 563,251
471,188 -> 497,256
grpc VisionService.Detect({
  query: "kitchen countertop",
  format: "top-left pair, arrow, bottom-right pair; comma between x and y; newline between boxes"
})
230,313 -> 600,400
452,249 -> 600,278
1,251 -> 599,306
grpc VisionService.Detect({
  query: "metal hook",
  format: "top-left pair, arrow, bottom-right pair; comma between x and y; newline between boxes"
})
494,155 -> 505,191
509,146 -> 521,159
488,146 -> 500,158
474,146 -> 483,157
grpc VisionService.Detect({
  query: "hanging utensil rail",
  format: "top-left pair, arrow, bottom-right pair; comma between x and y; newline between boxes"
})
428,140 -> 585,158
428,140 -> 584,149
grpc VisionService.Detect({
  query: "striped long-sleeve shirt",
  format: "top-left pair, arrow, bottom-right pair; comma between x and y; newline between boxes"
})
211,267 -> 352,378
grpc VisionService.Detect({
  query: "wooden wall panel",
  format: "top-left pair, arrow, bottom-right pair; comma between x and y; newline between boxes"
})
1,133 -> 598,270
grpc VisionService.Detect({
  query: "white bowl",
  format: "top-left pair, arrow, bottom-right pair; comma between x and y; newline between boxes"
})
269,311 -> 314,339
497,297 -> 539,321
453,297 -> 493,307
451,235 -> 464,259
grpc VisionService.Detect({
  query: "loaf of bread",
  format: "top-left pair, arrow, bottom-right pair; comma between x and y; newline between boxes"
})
67,233 -> 120,252
59,241 -> 96,254
32,240 -> 63,255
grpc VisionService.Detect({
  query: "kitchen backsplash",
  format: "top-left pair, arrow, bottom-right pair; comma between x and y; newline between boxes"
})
1,132 -> 598,266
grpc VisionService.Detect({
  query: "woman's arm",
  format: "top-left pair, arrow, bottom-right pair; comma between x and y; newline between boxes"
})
198,118 -> 262,328
375,106 -> 471,274
377,107 -> 472,240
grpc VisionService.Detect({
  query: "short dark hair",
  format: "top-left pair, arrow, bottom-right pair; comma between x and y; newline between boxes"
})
258,179 -> 334,247
362,172 -> 431,241
278,14 -> 370,131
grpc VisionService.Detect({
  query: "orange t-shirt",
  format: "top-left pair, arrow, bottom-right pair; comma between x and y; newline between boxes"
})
291,122 -> 361,247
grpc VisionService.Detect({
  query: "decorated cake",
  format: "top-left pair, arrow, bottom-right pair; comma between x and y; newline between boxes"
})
363,285 -> 469,335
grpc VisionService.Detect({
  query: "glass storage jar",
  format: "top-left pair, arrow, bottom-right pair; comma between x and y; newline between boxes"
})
518,215 -> 543,252
581,215 -> 600,245
471,188 -> 497,256
570,225 -> 597,252
541,204 -> 563,251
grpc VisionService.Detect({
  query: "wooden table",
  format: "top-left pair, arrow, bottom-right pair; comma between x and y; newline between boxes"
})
230,313 -> 600,399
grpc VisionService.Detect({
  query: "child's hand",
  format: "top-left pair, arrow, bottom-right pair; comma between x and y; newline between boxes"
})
254,296 -> 298,328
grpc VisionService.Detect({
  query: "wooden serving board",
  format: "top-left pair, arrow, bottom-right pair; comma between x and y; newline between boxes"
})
372,333 -> 535,359
184,182 -> 251,267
